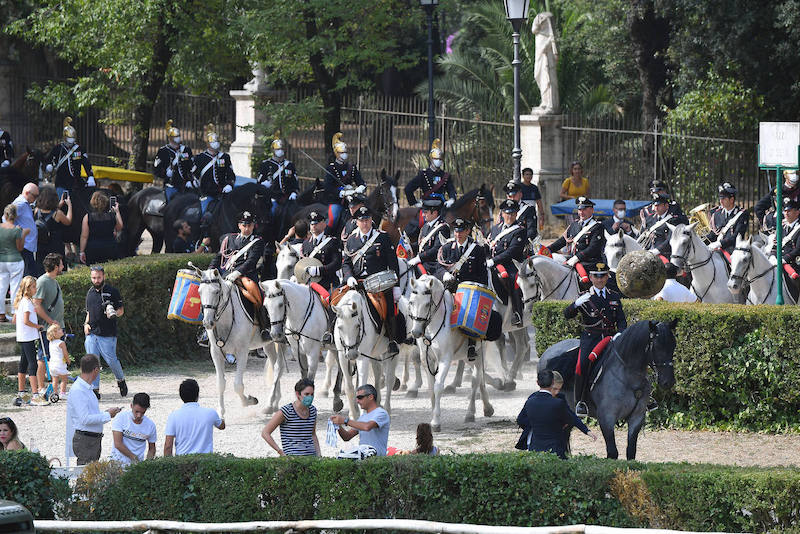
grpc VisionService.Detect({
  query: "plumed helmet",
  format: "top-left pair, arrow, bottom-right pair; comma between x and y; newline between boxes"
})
205,123 -> 219,144
332,132 -> 347,156
166,119 -> 180,138
429,138 -> 443,159
271,131 -> 284,151
62,117 -> 76,139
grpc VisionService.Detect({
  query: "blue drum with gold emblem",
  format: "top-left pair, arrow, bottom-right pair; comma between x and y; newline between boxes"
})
450,282 -> 496,338
167,270 -> 203,324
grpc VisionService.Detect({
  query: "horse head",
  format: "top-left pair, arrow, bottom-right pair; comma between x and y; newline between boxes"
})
475,184 -> 495,235
376,168 -> 399,223
199,268 -> 226,331
263,280 -> 288,343
604,229 -> 642,271
727,234 -> 753,295
275,241 -> 301,280
514,257 -> 542,314
669,222 -> 697,270
332,293 -> 364,361
648,319 -> 678,390
408,275 -> 443,340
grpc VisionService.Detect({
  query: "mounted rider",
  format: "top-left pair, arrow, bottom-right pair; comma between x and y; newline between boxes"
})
299,210 -> 342,344
209,210 -> 269,340
707,182 -> 749,256
755,170 -> 800,232
639,192 -> 689,259
766,197 -> 800,286
639,179 -> 685,222
438,217 -> 488,361
403,139 -> 457,241
545,196 -> 605,286
563,262 -> 627,418
0,122 -> 14,168
342,206 -> 403,358
322,132 -> 365,230
194,123 -> 235,235
488,199 -> 526,327
407,195 -> 450,278
257,132 -> 298,228
154,119 -> 193,202
45,117 -> 96,196
503,180 -> 539,244
340,193 -> 367,242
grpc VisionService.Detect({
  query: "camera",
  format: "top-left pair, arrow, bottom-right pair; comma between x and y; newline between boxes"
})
103,301 -> 117,318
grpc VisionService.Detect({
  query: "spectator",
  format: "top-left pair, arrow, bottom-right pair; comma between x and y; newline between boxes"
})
34,186 -> 72,266
330,384 -> 390,456
519,167 -> 544,233
0,203 -> 29,322
15,276 -> 46,406
46,323 -> 71,399
110,392 -> 157,466
602,199 -> 638,237
172,219 -> 204,253
33,253 -> 65,394
559,161 -> 590,224
280,219 -> 309,246
652,263 -> 698,303
10,183 -> 40,277
164,379 -> 225,456
84,264 -> 127,397
0,417 -> 25,450
516,369 -> 596,459
66,354 -> 122,465
412,423 -> 439,455
79,191 -> 122,265
261,378 -> 320,456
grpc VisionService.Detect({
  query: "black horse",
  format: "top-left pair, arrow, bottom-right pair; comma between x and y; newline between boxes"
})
538,319 -> 678,460
0,149 -> 45,209
126,186 -> 167,255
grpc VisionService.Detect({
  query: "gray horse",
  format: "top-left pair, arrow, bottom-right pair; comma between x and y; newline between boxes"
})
538,319 -> 678,460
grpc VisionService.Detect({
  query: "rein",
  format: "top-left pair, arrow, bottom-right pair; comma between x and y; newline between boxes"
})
267,286 -> 324,344
730,247 -> 791,305
200,277 -> 235,346
336,292 -> 396,362
408,285 -> 450,375
672,233 -> 715,301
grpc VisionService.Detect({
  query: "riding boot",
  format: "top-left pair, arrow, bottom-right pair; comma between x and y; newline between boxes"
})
385,310 -> 399,357
574,373 -> 589,418
467,338 -> 477,362
509,281 -> 524,327
257,306 -> 272,341
322,308 -> 335,345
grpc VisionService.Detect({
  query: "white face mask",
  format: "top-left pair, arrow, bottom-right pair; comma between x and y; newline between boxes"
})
615,209 -> 626,218
432,159 -> 443,168
65,137 -> 75,145
209,141 -> 220,150
274,149 -> 284,158
339,152 -> 348,161
790,174 -> 799,185
172,136 -> 181,144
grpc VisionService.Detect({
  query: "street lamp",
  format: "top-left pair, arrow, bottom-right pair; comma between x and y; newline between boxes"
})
421,0 -> 439,149
504,0 -> 530,181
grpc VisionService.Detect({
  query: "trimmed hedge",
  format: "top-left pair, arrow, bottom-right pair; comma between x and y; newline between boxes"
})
0,450 -> 70,519
531,300 -> 800,431
85,454 -> 800,532
59,254 -> 213,365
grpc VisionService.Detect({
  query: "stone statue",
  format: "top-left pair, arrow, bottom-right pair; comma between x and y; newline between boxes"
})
243,63 -> 269,94
531,12 -> 559,114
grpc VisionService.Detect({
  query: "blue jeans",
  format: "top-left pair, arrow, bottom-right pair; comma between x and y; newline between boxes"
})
21,248 -> 42,278
165,184 -> 178,202
85,334 -> 125,388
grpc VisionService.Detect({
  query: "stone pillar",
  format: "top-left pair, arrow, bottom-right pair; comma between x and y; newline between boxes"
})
228,65 -> 273,178
520,111 -> 565,226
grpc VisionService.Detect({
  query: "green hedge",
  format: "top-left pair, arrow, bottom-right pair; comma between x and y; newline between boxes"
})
531,300 -> 800,432
60,254 -> 213,365
0,450 -> 70,519
84,454 -> 800,532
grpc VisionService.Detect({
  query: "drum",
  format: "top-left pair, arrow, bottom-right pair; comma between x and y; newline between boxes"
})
295,257 -> 323,285
450,282 -> 496,338
363,269 -> 398,293
167,270 -> 204,324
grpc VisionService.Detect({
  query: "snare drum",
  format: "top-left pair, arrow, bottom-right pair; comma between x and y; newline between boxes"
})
450,282 -> 496,338
363,269 -> 398,293
167,269 -> 203,324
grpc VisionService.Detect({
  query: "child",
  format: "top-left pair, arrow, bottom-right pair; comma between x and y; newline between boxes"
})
46,323 -> 71,398
14,276 -> 46,406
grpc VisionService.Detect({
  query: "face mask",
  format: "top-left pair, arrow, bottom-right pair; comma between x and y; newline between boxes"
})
209,141 -> 220,150
301,395 -> 314,407
615,209 -> 626,218
66,137 -> 75,145
274,149 -> 284,158
339,152 -> 348,161
432,159 -> 443,168
790,174 -> 799,185
172,136 -> 181,144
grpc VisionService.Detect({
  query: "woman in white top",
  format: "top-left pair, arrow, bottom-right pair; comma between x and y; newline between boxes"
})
652,263 -> 698,303
15,276 -> 46,405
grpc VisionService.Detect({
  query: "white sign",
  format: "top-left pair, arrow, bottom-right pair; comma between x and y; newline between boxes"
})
759,122 -> 800,167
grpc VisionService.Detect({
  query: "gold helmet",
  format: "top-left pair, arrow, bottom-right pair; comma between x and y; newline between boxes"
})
205,123 -> 219,144
429,138 -> 443,160
62,117 -> 76,139
271,131 -> 284,151
332,132 -> 347,157
166,119 -> 180,138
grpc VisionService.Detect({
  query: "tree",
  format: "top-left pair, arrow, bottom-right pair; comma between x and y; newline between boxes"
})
7,0 -> 248,171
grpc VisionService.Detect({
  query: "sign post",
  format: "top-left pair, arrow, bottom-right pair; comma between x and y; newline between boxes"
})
758,122 -> 800,305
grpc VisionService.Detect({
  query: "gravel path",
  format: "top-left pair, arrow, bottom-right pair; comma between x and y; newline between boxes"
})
3,356 -> 800,467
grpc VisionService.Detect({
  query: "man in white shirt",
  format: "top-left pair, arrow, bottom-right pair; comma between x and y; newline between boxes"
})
652,263 -> 698,303
110,392 -> 157,466
66,354 -> 121,464
164,379 -> 225,456
330,384 -> 390,456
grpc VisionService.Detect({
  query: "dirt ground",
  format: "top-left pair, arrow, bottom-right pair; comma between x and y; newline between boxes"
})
4,355 -> 800,467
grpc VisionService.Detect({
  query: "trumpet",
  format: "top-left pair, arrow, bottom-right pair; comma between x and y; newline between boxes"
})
689,203 -> 713,241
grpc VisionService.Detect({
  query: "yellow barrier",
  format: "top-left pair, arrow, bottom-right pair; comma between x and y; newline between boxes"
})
81,165 -> 154,184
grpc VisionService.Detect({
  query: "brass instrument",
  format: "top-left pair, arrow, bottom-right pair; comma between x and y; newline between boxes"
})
689,203 -> 713,242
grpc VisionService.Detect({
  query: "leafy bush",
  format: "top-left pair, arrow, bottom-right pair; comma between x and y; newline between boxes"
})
0,450 -> 70,519
531,300 -> 800,431
60,254 -> 213,365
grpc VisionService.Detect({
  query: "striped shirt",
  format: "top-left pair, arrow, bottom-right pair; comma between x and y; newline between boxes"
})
279,403 -> 317,456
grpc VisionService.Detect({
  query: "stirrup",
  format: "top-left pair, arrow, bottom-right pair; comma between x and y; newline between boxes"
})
467,344 -> 477,362
512,312 -> 523,326
260,328 -> 272,341
646,397 -> 658,412
388,341 -> 399,356
575,400 -> 589,418
322,331 -> 333,345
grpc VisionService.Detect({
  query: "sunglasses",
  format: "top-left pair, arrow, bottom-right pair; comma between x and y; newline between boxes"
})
356,394 -> 370,400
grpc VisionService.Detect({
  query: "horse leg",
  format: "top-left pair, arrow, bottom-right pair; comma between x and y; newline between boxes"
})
322,349 -> 337,397
431,354 -> 453,432
382,352 -> 399,415
480,340 -> 505,390
478,344 -> 494,418
504,329 -> 530,391
625,409 -> 647,460
339,352 -> 359,418
209,342 -> 227,419
234,350 -> 257,407
407,345 -> 422,398
399,349 -> 409,391
331,352 -> 344,412
598,412 -> 619,460
370,360 -> 382,406
465,359 -> 479,423
305,341 -> 321,381
444,360 -> 465,393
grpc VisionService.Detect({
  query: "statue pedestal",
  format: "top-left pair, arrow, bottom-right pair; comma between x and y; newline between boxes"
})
228,89 -> 271,178
520,112 -> 564,226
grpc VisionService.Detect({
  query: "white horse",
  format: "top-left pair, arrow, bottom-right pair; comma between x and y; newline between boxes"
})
669,222 -> 743,303
515,254 -> 581,309
196,267 -> 285,417
407,275 -> 494,431
332,289 -> 400,417
275,241 -> 302,280
604,229 -> 643,272
728,234 -> 796,305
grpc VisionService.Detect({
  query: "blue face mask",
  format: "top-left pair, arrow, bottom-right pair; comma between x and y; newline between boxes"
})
301,395 -> 314,407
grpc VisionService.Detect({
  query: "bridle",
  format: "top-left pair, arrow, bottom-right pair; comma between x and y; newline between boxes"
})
200,275 -> 233,347
377,181 -> 398,222
518,265 -> 542,306
729,246 -> 784,305
408,284 -> 448,375
606,238 -> 626,269
470,193 -> 494,231
266,286 -> 322,344
671,229 -> 715,301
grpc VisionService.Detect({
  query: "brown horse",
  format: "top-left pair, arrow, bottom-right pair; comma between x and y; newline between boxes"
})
0,149 -> 45,211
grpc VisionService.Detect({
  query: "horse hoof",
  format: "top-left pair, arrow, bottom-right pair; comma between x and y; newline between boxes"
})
444,385 -> 456,394
464,414 -> 475,423
406,389 -> 418,398
484,405 -> 495,417
504,381 -> 516,392
392,377 -> 401,391
333,398 -> 344,412
431,424 -> 441,432
399,384 -> 408,391
247,396 -> 259,406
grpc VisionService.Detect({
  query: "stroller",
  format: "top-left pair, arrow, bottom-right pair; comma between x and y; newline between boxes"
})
39,330 -> 61,404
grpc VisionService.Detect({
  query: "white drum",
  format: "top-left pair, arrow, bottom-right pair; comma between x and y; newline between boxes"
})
363,269 -> 398,293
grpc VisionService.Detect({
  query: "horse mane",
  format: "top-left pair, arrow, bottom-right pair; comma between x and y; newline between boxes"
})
451,188 -> 480,211
614,320 -> 655,357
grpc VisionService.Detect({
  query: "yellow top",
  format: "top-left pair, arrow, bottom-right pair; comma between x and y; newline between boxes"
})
562,176 -> 590,198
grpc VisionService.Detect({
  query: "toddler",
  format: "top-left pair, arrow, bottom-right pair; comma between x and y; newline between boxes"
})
46,323 -> 71,398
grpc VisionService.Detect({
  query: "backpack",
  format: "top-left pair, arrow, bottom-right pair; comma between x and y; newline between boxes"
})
35,211 -> 53,245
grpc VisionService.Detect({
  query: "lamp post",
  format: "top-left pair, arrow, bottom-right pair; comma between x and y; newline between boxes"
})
504,0 -> 530,181
421,0 -> 439,149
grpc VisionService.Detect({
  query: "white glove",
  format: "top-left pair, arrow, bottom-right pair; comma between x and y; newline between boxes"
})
222,184 -> 233,194
486,259 -> 495,269
443,272 -> 455,283
708,241 -> 722,251
0,160 -> 9,168
414,201 -> 422,208
225,270 -> 241,282
347,277 -> 358,288
45,164 -> 53,173
408,257 -> 421,266
87,176 -> 96,187
339,189 -> 348,199
575,293 -> 591,306
355,184 -> 366,194
769,255 -> 779,266
262,179 -> 272,188
445,198 -> 455,208
185,180 -> 195,189
289,192 -> 297,201
306,265 -> 321,277
566,256 -> 579,267
392,286 -> 402,302
166,168 -> 174,178
649,248 -> 661,256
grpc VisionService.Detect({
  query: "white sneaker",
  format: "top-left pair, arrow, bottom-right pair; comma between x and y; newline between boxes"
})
31,394 -> 50,406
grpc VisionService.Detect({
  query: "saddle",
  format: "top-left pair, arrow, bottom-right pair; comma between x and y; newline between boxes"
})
143,191 -> 167,217
329,285 -> 387,324
309,282 -> 330,307
234,278 -> 263,324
